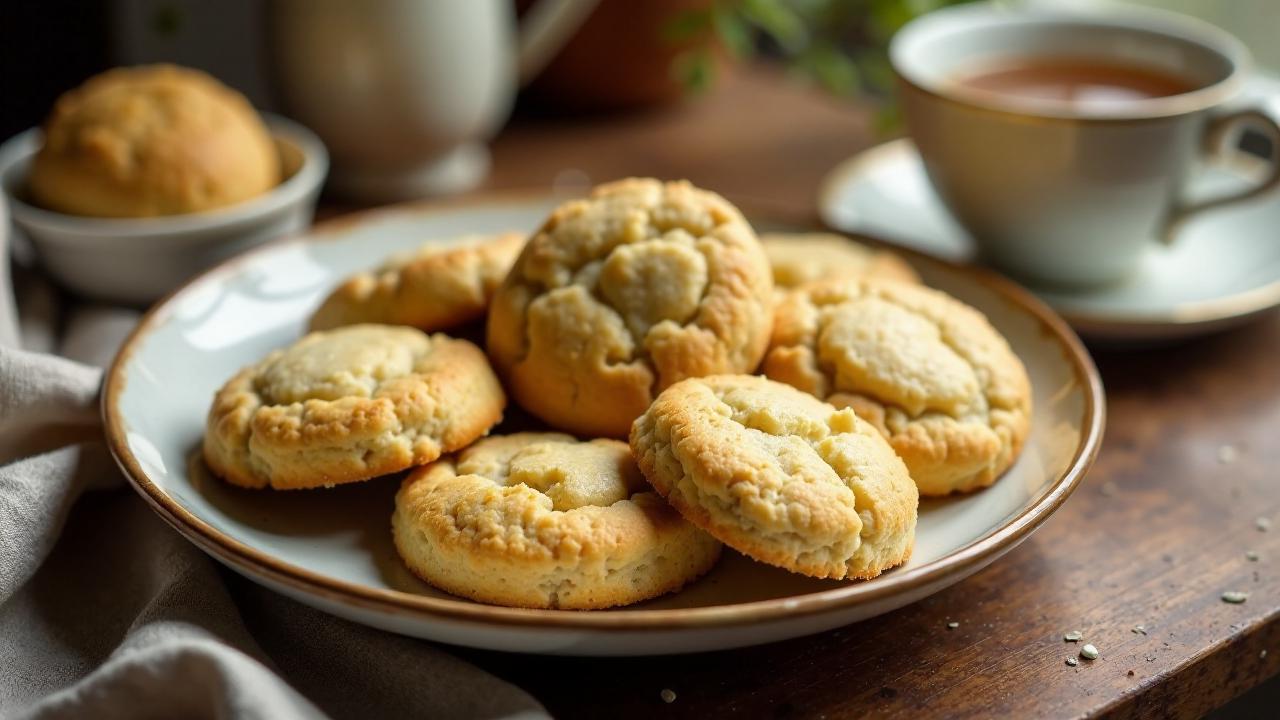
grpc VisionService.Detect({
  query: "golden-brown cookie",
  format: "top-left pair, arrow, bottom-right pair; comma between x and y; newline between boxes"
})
393,433 -> 721,609
630,375 -> 917,580
763,279 -> 1032,496
309,232 -> 525,332
203,324 -> 505,490
30,64 -> 279,217
761,232 -> 920,291
487,178 -> 774,438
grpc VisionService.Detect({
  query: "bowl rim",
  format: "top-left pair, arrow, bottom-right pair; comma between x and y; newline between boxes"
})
0,113 -> 329,242
101,190 -> 1106,631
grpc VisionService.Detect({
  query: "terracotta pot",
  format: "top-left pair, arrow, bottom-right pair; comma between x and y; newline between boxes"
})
517,0 -> 718,111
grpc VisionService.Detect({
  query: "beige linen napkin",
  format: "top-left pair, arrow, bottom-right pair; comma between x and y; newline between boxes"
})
0,263 -> 548,719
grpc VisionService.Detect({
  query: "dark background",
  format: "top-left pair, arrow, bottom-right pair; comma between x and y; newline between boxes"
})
1,1 -> 110,139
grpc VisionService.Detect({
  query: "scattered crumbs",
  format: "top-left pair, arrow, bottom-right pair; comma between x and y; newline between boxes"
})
660,689 -> 677,704
1222,591 -> 1249,604
947,621 -> 960,630
1100,482 -> 1119,497
1258,517 -> 1272,532
1246,551 -> 1260,562
1064,630 -> 1083,642
1066,657 -> 1078,667
1217,445 -> 1239,464
1127,670 -> 1135,677
1081,644 -> 1100,661
1132,626 -> 1147,636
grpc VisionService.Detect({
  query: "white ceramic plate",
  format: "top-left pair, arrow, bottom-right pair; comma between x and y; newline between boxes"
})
104,193 -> 1104,656
819,137 -> 1280,342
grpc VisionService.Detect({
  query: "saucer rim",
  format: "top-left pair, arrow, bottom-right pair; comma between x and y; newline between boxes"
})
818,137 -> 1280,338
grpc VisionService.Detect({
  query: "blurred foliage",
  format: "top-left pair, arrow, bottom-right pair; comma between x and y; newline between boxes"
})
668,0 -> 978,130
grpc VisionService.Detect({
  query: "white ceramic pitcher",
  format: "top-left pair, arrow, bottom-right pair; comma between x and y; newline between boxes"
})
270,0 -> 598,201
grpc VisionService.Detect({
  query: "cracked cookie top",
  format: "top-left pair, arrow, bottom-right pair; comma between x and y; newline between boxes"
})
487,178 -> 774,437
309,232 -> 525,332
392,433 -> 721,609
761,232 -> 920,291
630,375 -> 917,580
763,279 -> 1032,495
203,324 -> 505,490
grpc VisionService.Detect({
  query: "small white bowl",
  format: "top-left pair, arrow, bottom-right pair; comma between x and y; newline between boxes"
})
0,114 -> 328,305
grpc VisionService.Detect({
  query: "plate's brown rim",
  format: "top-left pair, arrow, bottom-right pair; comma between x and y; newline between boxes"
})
102,189 -> 1105,632
817,138 -> 1280,332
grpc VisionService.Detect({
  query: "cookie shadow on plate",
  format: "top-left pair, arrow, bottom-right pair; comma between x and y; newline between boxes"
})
184,445 -> 908,610
185,446 -> 435,594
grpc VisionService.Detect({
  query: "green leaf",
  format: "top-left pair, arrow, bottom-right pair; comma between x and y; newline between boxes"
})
800,44 -> 860,96
856,49 -> 896,94
741,0 -> 807,50
662,9 -> 713,44
874,102 -> 904,137
712,7 -> 755,58
672,49 -> 717,94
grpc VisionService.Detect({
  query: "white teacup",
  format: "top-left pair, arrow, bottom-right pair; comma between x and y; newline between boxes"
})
892,2 -> 1280,287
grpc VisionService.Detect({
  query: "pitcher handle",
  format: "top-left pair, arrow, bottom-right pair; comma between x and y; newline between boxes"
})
517,0 -> 601,85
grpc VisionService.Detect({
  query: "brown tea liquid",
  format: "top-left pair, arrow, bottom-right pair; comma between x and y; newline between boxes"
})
956,57 -> 1199,109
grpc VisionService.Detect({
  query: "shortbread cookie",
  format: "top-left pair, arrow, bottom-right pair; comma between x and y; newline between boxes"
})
763,279 -> 1031,496
204,324 -> 505,490
309,232 -> 525,332
630,375 -> 917,580
487,178 -> 774,437
761,232 -> 919,291
393,433 -> 721,609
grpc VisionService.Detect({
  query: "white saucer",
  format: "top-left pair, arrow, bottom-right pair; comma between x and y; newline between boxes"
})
819,138 -> 1280,342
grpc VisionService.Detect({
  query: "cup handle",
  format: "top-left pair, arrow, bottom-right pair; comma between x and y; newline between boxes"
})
1162,107 -> 1280,243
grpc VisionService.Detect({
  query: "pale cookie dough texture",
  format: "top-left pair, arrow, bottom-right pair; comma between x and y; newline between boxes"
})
761,232 -> 920,291
487,178 -> 774,438
30,64 -> 280,217
631,375 -> 917,580
309,232 -> 526,332
393,433 -> 722,609
764,279 -> 1032,496
204,325 -> 505,490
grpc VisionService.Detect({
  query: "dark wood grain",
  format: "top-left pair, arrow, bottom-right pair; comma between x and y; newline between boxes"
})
449,65 -> 1280,718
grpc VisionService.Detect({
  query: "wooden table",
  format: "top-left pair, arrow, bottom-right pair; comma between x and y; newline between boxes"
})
446,66 -> 1279,718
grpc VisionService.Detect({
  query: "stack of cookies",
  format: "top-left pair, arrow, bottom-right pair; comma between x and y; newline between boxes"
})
203,178 -> 1032,610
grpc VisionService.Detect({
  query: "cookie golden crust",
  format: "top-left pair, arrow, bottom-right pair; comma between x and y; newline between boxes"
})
630,375 -> 917,580
203,325 -> 505,490
393,433 -> 722,609
308,232 -> 525,332
487,178 -> 774,438
30,64 -> 279,217
763,279 -> 1032,496
761,233 -> 920,290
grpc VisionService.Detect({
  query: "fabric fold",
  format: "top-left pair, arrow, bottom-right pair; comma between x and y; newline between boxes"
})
0,309 -> 549,720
